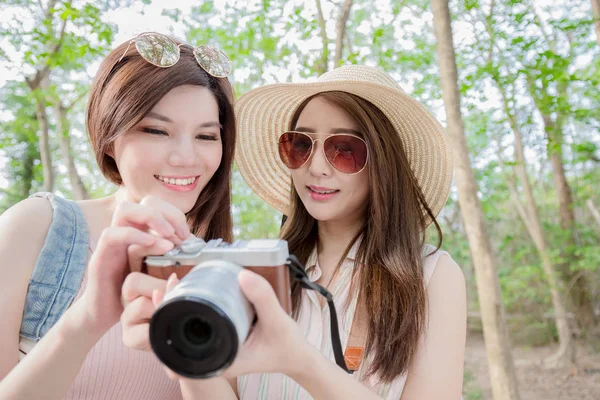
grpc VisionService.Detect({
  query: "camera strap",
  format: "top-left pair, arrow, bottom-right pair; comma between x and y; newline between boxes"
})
286,255 -> 362,374
344,292 -> 365,374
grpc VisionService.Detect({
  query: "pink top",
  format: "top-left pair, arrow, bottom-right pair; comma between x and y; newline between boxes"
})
63,236 -> 182,400
237,243 -> 446,400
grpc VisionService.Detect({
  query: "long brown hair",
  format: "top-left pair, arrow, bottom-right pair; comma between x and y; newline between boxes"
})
280,91 -> 443,382
86,37 -> 235,242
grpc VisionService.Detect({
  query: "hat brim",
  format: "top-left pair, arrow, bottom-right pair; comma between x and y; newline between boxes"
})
234,79 -> 453,227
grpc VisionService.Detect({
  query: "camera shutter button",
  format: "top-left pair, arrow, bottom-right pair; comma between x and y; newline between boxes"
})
181,238 -> 205,254
164,248 -> 180,257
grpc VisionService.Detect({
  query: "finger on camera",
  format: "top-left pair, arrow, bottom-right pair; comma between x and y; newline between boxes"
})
122,322 -> 152,351
152,288 -> 165,308
238,269 -> 278,312
96,227 -> 157,257
139,196 -> 191,240
122,271 -> 168,306
112,202 -> 176,238
166,272 -> 179,292
121,295 -> 155,327
127,239 -> 174,273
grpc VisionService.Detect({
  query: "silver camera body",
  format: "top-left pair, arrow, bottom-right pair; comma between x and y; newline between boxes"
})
145,236 -> 289,269
146,236 -> 292,379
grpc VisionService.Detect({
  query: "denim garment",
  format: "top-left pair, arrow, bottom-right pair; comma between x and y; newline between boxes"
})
19,192 -> 89,341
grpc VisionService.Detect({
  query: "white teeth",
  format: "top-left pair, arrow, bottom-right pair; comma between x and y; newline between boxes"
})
158,176 -> 196,186
311,188 -> 337,194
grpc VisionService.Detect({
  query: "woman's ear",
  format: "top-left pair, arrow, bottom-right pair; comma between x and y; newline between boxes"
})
106,144 -> 115,159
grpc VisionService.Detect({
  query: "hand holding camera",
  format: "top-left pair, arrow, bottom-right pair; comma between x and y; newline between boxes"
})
143,235 -> 293,378
121,231 -> 349,382
77,196 -> 188,335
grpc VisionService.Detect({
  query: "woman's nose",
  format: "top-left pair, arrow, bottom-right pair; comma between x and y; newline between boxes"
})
307,141 -> 332,177
168,139 -> 198,167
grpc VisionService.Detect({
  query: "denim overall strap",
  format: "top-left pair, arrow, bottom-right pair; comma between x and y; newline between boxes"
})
19,192 -> 89,341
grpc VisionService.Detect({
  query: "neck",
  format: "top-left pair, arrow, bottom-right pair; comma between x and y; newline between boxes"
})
316,214 -> 364,269
114,185 -> 133,207
95,185 -> 132,225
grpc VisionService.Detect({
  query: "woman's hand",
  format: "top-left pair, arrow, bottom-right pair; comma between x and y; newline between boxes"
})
222,269 -> 311,379
121,272 -> 240,400
121,268 -> 311,378
75,195 -> 190,334
121,272 -> 178,353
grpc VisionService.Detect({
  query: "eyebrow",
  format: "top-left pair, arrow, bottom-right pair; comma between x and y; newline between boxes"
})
146,111 -> 222,129
294,126 -> 363,136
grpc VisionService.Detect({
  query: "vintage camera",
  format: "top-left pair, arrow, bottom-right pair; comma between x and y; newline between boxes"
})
144,236 -> 292,379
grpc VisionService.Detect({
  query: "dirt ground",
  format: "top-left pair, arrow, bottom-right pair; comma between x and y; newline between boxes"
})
463,333 -> 600,400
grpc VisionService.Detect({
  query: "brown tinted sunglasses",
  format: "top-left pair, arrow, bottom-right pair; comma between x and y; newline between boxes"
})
278,131 -> 369,175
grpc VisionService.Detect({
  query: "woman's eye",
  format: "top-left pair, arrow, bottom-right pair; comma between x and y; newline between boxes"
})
141,127 -> 168,136
335,144 -> 352,153
196,134 -> 219,141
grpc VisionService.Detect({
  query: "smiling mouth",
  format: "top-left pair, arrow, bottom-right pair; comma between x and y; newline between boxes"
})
308,186 -> 340,194
155,175 -> 199,186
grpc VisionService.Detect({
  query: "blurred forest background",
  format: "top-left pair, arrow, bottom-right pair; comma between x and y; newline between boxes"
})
1,0 -> 599,398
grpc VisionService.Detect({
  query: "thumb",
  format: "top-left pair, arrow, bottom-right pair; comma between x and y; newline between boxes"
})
152,289 -> 165,308
238,269 -> 279,313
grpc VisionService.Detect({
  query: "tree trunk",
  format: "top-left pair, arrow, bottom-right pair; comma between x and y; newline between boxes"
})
591,0 -> 600,46
314,0 -> 330,74
540,113 -> 597,331
498,89 -> 573,365
56,104 -> 89,200
527,6 -> 598,332
334,0 -> 353,67
587,199 -> 600,230
22,139 -> 36,199
31,76 -> 54,193
431,1 -> 521,399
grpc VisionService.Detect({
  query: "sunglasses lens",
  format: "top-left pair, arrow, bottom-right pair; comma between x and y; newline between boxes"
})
194,45 -> 233,78
324,135 -> 368,174
278,132 -> 313,169
136,33 -> 179,67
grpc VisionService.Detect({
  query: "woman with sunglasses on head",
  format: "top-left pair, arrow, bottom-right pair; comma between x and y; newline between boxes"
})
120,65 -> 467,400
0,32 -> 235,399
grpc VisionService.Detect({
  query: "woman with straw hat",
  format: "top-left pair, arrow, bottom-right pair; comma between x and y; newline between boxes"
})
230,64 -> 466,399
121,65 -> 467,399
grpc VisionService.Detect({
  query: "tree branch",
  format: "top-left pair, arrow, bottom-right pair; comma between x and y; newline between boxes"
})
25,10 -> 68,89
530,0 -> 554,51
592,0 -> 600,47
314,0 -> 330,73
65,91 -> 88,111
587,199 -> 600,230
334,0 -> 353,67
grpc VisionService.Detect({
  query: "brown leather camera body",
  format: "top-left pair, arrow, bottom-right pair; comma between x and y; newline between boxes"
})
144,262 -> 292,315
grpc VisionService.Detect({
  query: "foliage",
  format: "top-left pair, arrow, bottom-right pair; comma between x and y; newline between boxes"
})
0,0 -> 599,345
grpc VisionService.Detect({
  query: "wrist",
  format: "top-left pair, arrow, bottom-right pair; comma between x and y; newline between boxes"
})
286,341 -> 321,381
179,376 -> 235,400
61,299 -> 109,345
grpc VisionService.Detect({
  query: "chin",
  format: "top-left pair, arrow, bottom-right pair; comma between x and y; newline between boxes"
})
161,194 -> 197,214
303,205 -> 338,222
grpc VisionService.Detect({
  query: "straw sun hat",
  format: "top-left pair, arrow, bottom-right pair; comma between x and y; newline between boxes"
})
234,65 -> 453,224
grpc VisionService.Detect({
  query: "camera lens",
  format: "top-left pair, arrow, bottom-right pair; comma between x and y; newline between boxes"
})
183,317 -> 212,346
149,261 -> 255,379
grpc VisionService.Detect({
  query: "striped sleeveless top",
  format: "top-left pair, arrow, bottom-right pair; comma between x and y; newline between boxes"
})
237,242 -> 446,399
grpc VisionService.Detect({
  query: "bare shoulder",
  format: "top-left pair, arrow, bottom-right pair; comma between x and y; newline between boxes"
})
0,197 -> 55,277
0,197 -> 53,242
425,252 -> 467,317
429,252 -> 465,293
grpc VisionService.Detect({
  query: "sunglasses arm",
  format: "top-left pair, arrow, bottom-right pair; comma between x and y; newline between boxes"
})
118,40 -> 135,63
